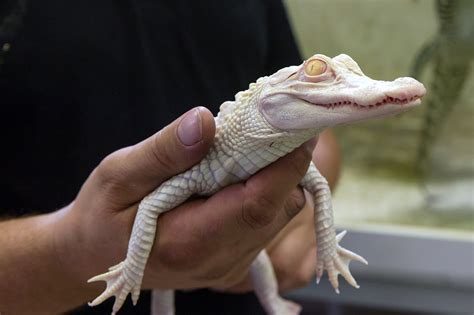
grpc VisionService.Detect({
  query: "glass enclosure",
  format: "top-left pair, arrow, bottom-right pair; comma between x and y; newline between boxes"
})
284,1 -> 473,314
286,0 -> 473,236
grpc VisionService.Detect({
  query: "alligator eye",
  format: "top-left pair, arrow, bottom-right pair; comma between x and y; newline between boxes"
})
304,59 -> 327,76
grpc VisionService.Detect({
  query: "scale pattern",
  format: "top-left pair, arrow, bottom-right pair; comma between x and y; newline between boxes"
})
88,52 -> 425,315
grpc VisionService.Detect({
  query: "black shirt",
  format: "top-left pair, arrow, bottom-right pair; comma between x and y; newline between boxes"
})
0,0 -> 301,313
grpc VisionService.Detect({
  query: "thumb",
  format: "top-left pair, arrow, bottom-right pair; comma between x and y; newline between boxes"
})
88,107 -> 215,207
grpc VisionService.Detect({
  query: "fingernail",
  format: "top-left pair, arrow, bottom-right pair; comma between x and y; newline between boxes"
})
178,108 -> 202,146
303,137 -> 318,154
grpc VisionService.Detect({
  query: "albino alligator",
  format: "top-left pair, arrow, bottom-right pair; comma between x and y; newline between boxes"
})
88,53 -> 426,315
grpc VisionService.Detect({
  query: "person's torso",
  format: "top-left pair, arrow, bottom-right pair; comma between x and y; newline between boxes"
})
0,1 -> 300,313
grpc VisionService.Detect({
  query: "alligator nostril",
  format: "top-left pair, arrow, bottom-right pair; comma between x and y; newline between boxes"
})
395,77 -> 416,83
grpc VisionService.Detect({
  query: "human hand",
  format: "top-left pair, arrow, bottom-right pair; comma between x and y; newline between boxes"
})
267,130 -> 340,292
222,190 -> 316,294
224,130 -> 340,294
54,106 -> 317,305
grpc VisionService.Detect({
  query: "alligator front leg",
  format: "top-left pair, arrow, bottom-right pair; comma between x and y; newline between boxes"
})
301,162 -> 367,293
88,177 -> 192,315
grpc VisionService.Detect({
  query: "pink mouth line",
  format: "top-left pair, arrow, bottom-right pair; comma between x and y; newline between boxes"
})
320,95 -> 423,109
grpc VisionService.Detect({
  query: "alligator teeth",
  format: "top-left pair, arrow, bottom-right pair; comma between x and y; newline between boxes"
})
322,95 -> 420,109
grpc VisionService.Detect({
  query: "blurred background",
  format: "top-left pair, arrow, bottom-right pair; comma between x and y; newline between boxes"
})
283,0 -> 474,314
1,0 -> 472,314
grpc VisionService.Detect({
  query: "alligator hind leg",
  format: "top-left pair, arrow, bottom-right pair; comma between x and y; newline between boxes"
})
251,250 -> 302,315
151,289 -> 175,315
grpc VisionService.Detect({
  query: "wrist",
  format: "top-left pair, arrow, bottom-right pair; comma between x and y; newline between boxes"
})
50,204 -> 104,304
0,208 -> 93,314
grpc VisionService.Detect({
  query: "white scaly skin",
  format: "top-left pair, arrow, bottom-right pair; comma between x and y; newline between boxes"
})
88,53 -> 426,315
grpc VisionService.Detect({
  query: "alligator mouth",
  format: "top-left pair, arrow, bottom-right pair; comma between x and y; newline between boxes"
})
319,95 -> 423,109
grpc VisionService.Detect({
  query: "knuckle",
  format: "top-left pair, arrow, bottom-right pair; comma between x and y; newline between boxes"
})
220,270 -> 248,289
284,188 -> 306,218
273,267 -> 291,291
201,260 -> 249,289
242,194 -> 278,229
95,153 -> 118,183
273,258 -> 312,290
149,130 -> 177,171
197,263 -> 235,284
294,269 -> 313,287
272,257 -> 290,280
288,148 -> 312,179
94,149 -> 129,190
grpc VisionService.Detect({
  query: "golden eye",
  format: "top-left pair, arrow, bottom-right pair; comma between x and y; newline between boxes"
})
304,59 -> 327,76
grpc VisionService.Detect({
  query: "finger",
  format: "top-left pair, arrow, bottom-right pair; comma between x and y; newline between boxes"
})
151,186 -> 307,284
151,138 -> 315,280
280,246 -> 317,292
240,138 -> 317,232
267,196 -> 314,253
89,107 -> 216,206
282,187 -> 306,220
269,223 -> 315,280
312,129 -> 340,190
221,274 -> 253,293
